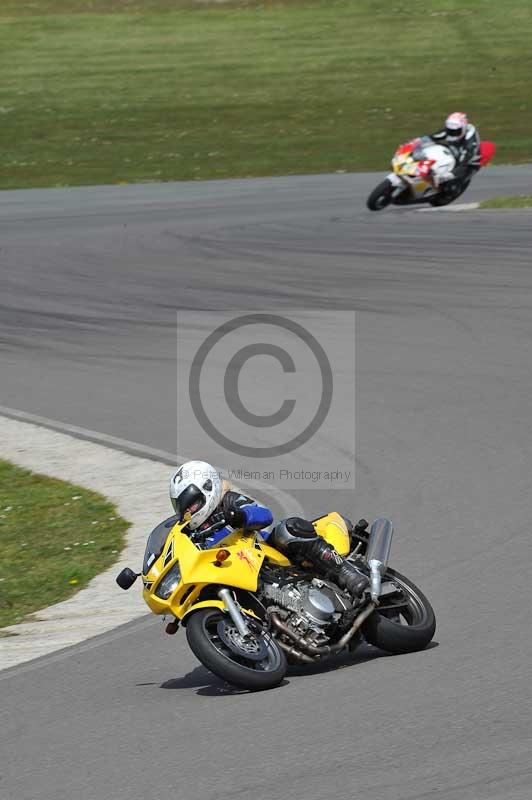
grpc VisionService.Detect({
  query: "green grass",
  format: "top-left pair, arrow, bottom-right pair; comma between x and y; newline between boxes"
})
479,195 -> 532,209
0,460 -> 128,629
1,0 -> 532,189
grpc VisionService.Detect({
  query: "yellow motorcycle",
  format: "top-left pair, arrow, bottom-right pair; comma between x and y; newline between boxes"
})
117,513 -> 435,690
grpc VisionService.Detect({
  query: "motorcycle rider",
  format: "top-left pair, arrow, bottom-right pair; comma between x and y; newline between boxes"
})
164,460 -> 368,599
426,111 -> 481,188
169,460 -> 272,548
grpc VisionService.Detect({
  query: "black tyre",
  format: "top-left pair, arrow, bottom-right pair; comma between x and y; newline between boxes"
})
186,608 -> 287,690
429,179 -> 470,207
361,567 -> 436,654
367,179 -> 394,211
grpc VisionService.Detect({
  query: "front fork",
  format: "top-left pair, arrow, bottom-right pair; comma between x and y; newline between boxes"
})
218,587 -> 252,637
386,172 -> 408,199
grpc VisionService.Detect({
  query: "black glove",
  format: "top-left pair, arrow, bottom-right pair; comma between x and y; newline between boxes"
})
191,510 -> 225,542
225,506 -> 246,529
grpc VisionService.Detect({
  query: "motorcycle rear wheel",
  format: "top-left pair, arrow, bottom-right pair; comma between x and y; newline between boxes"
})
186,608 -> 287,690
429,179 -> 470,207
361,567 -> 436,654
367,179 -> 394,211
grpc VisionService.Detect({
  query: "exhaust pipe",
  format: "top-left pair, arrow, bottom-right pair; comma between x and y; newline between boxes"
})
366,517 -> 394,601
268,602 -> 376,660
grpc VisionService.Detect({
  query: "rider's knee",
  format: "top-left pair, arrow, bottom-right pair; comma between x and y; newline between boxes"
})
269,517 -> 319,554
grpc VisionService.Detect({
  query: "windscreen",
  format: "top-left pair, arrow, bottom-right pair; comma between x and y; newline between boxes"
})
412,137 -> 431,160
143,517 -> 176,574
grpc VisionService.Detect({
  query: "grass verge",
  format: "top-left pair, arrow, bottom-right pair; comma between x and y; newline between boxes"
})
1,0 -> 532,189
479,195 -> 532,209
0,460 -> 128,629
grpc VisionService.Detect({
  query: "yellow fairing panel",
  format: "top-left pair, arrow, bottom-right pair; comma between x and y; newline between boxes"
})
181,599 -> 225,621
142,526 -> 267,617
258,541 -> 292,567
313,512 -> 350,556
182,599 -> 261,624
174,531 -> 264,591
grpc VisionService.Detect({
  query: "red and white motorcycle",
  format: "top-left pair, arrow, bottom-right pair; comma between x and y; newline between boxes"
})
367,136 -> 496,211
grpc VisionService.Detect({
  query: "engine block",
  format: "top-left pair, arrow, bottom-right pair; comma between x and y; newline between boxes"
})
261,578 -> 343,647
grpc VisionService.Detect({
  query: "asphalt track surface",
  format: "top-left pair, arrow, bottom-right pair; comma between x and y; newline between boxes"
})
2,167 -> 532,800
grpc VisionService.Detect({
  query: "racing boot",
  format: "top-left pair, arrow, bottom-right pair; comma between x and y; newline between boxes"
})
301,536 -> 369,599
271,517 -> 369,599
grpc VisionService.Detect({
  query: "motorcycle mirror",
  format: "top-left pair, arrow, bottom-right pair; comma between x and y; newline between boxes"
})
116,567 -> 139,590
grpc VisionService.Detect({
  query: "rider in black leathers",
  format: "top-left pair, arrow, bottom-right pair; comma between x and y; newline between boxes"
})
269,516 -> 368,598
426,111 -> 481,188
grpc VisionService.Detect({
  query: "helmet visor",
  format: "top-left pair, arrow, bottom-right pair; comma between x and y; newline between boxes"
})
172,483 -> 205,523
445,125 -> 464,139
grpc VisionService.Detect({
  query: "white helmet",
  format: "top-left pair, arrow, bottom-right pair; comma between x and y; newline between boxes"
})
169,460 -> 223,530
445,112 -> 468,141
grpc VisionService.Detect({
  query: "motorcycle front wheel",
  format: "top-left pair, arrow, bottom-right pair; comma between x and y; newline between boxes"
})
186,608 -> 287,690
366,179 -> 395,211
361,567 -> 436,654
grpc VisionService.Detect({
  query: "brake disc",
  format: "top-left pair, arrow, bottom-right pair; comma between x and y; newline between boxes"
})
216,619 -> 269,662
